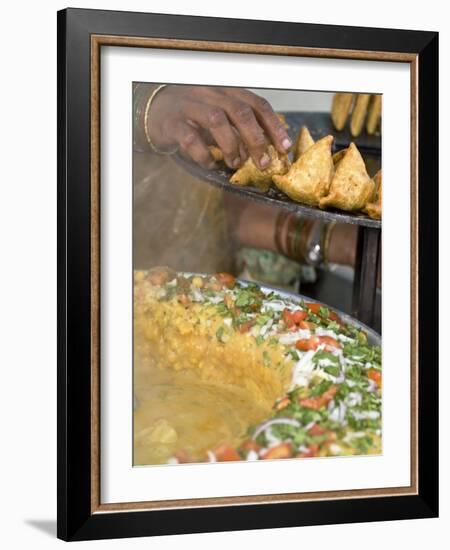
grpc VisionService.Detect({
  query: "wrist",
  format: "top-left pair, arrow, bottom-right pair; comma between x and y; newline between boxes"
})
144,85 -> 178,154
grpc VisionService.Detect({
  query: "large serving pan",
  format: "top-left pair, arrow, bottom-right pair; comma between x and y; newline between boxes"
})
173,112 -> 381,229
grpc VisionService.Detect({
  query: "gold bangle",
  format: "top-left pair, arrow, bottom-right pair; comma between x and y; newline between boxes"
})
322,221 -> 336,268
143,84 -> 178,154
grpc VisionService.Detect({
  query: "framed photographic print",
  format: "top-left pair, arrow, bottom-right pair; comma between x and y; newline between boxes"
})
57,8 -> 439,541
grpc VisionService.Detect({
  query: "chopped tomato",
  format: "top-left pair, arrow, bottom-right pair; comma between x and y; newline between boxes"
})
282,308 -> 296,328
296,336 -> 321,351
308,423 -> 327,436
292,310 -> 308,323
177,294 -> 191,306
297,443 -> 319,458
318,335 -> 341,351
305,302 -> 343,324
367,368 -> 382,388
214,272 -> 236,288
213,444 -> 241,462
283,308 -> 308,328
298,320 -> 318,330
308,424 -> 337,443
328,310 -> 343,324
238,321 -> 253,333
240,440 -> 261,452
295,335 -> 340,352
174,449 -> 193,463
274,395 -> 290,411
261,443 -> 293,460
299,385 -> 337,410
305,302 -> 321,314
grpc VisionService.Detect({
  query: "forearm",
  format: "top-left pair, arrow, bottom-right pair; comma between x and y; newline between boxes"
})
226,197 -> 357,267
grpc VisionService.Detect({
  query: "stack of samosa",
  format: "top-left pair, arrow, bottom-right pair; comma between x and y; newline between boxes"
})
211,121 -> 381,219
331,92 -> 382,137
272,127 -> 378,215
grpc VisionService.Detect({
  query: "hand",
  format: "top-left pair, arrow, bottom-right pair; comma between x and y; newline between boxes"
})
147,86 -> 292,170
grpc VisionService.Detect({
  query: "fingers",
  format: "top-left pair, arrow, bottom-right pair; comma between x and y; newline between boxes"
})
213,96 -> 270,170
169,120 -> 216,169
181,100 -> 242,169
227,88 -> 292,155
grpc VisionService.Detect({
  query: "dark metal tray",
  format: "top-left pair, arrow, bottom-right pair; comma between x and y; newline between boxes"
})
173,112 -> 381,229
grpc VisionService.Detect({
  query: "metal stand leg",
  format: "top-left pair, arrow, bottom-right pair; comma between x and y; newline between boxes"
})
352,226 -> 381,327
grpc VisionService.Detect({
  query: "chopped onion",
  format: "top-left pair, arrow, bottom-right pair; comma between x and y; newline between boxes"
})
290,349 -> 317,388
351,410 -> 380,420
208,296 -> 223,304
246,450 -> 259,461
252,418 -> 301,441
206,450 -> 217,462
279,330 -> 311,345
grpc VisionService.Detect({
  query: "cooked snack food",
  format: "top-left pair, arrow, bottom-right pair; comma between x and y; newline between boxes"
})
366,95 -> 382,135
293,126 -> 315,161
272,135 -> 334,206
364,170 -> 382,219
350,94 -> 371,137
332,147 -> 348,166
230,144 -> 290,191
134,269 -> 382,465
331,93 -> 355,131
319,143 -> 376,211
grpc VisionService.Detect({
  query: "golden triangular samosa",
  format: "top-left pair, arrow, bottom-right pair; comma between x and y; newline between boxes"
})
350,94 -> 371,137
272,135 -> 334,206
331,93 -> 354,131
366,95 -> 382,135
293,126 -> 315,161
364,170 -> 382,219
319,143 -> 375,211
332,147 -> 348,167
230,145 -> 290,192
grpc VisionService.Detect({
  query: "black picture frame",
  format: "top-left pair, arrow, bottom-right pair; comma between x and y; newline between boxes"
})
57,7 -> 438,541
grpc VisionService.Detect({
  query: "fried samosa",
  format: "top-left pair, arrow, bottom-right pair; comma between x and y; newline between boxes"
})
230,145 -> 290,191
366,95 -> 382,135
319,143 -> 375,211
293,126 -> 315,161
350,94 -> 371,137
364,170 -> 382,219
272,135 -> 334,206
332,147 -> 348,166
331,93 -> 355,131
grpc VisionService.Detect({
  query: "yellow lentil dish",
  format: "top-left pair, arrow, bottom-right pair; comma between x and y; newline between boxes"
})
134,267 -> 381,465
